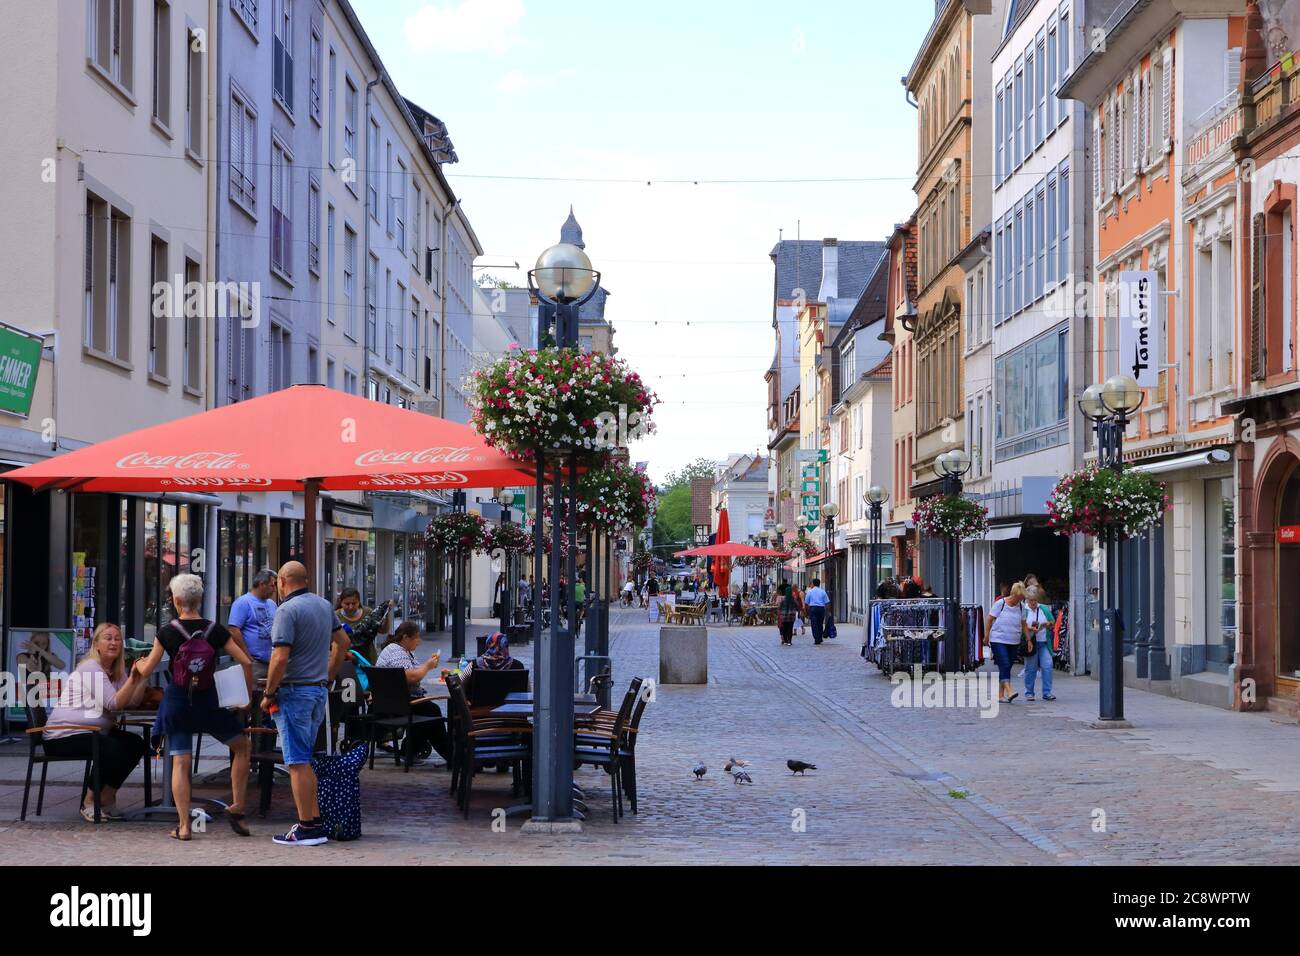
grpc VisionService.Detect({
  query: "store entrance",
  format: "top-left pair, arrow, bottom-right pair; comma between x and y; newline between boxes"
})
1276,465 -> 1300,681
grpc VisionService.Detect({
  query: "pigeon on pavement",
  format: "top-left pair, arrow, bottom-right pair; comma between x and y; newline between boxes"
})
730,767 -> 753,784
693,762 -> 707,780
787,760 -> 817,775
723,757 -> 750,772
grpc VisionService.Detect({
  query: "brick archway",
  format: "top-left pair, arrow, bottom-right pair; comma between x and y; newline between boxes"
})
1241,434 -> 1300,709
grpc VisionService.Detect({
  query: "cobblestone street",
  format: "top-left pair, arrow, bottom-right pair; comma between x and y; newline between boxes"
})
3,607 -> 1300,865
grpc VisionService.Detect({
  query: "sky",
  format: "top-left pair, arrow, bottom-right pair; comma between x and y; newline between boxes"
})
352,0 -> 935,484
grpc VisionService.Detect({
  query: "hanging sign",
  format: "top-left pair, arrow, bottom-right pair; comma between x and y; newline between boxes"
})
0,325 -> 42,417
1279,525 -> 1300,544
1118,270 -> 1160,389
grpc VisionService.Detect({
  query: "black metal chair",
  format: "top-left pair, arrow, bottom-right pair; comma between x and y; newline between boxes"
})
571,698 -> 631,823
363,667 -> 444,772
21,705 -> 103,823
445,673 -> 532,818
463,665 -> 529,711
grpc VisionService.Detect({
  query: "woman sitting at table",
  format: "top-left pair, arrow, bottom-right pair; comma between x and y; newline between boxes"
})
474,631 -> 523,672
43,623 -> 150,822
374,622 -> 451,763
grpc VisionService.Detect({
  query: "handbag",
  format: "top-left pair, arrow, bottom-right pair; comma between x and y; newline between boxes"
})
826,620 -> 838,640
214,663 -> 250,709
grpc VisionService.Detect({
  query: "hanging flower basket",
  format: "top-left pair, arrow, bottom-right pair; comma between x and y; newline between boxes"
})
786,536 -> 818,560
424,511 -> 490,554
914,495 -> 990,541
542,458 -> 657,534
469,346 -> 659,462
736,554 -> 781,570
1046,466 -> 1170,539
485,521 -> 530,554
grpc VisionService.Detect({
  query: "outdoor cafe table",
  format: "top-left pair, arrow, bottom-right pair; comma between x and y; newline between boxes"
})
116,710 -> 228,823
503,691 -> 597,704
491,701 -> 603,719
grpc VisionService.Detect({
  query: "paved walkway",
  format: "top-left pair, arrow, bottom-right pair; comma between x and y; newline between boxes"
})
2,608 -> 1298,864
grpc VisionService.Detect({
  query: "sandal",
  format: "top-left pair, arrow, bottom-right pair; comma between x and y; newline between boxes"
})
169,826 -> 192,841
227,811 -> 251,837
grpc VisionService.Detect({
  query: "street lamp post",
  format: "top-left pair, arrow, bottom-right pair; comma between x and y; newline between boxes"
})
864,485 -> 889,617
451,489 -> 467,659
1078,374 -> 1144,723
525,240 -> 600,831
934,450 -> 972,673
821,502 -> 839,628
497,490 -> 515,635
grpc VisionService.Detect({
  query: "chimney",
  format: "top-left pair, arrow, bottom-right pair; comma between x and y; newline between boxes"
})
818,238 -> 839,303
1242,1 -> 1267,92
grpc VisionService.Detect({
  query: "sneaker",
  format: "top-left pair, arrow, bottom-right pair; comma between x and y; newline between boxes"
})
1025,693 -> 1035,701
272,823 -> 329,846
1042,694 -> 1057,701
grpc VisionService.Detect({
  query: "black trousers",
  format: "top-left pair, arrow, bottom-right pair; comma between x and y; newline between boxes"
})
44,730 -> 147,791
408,700 -> 452,762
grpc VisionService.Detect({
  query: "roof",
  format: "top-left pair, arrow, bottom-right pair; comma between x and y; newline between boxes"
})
402,99 -> 459,165
768,239 -> 889,306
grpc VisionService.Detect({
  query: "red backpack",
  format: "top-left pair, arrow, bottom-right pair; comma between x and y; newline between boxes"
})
168,619 -> 219,696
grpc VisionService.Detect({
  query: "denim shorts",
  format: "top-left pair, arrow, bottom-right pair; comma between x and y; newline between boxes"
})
272,684 -> 327,765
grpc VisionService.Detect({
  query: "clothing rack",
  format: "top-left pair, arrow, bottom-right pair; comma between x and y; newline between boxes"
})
863,599 -> 985,677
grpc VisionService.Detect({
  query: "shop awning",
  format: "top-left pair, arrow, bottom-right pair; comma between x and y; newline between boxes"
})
980,524 -> 1022,542
803,548 -> 843,567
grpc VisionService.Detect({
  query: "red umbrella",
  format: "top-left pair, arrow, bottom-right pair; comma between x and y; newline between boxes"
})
6,384 -> 534,586
713,508 -> 732,598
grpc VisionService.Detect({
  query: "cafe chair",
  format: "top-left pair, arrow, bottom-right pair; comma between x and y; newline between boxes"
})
21,705 -> 104,823
444,673 -> 532,818
463,666 -> 529,713
362,667 -> 445,772
571,700 -> 632,823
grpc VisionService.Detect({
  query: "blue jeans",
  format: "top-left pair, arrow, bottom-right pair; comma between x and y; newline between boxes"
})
808,605 -> 827,644
272,684 -> 327,765
1023,640 -> 1054,696
990,642 -> 1015,682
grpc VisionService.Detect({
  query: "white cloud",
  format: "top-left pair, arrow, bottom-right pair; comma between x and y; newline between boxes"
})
404,0 -> 527,55
495,69 -> 540,94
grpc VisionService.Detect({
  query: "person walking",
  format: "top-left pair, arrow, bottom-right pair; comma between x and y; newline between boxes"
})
1022,585 -> 1056,700
776,582 -> 798,646
263,561 -> 350,847
133,574 -> 254,841
791,582 -> 807,635
804,577 -> 831,646
985,581 -> 1027,703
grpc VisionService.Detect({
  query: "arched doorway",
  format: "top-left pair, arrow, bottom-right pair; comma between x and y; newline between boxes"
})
1275,460 -> 1300,682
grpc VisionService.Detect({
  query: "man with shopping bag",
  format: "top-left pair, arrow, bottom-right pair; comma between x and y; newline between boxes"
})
262,561 -> 349,846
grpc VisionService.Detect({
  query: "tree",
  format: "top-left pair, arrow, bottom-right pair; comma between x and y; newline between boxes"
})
664,457 -> 716,488
651,457 -> 716,555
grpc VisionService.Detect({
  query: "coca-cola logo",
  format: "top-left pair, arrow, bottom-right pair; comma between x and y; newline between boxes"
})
161,477 -> 274,488
117,451 -> 244,470
359,473 -> 469,487
353,447 -> 475,467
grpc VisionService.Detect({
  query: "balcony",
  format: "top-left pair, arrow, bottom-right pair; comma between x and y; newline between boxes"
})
1250,52 -> 1300,132
1184,92 -> 1240,177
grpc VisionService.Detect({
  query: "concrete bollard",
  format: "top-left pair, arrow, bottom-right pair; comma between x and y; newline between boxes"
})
659,625 -> 708,684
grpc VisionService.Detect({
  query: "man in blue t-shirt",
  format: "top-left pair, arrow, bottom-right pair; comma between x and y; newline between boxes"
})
227,569 -> 278,683
804,577 -> 831,646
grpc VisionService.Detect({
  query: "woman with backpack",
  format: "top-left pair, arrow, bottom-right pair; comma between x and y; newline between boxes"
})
133,573 -> 255,841
985,581 -> 1027,704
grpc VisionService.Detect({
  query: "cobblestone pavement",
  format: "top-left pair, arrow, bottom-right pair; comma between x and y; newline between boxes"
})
2,607 -> 1299,865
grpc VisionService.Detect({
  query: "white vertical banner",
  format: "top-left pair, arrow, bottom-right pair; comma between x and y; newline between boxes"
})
1118,270 -> 1160,388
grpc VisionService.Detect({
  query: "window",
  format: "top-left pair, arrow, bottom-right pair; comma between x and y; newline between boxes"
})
149,236 -> 168,377
1023,46 -> 1034,159
1002,69 -> 1013,181
391,279 -> 403,368
307,345 -> 318,384
343,367 -> 357,395
1035,30 -> 1047,148
231,0 -> 258,33
229,87 -> 256,211
343,78 -> 357,161
386,270 -> 396,364
84,192 -> 131,361
995,326 -> 1069,455
1059,4 -> 1070,91
326,356 -> 335,389
1046,17 -> 1058,129
1035,180 -> 1046,299
307,179 -> 320,274
408,298 -> 419,379
184,257 -> 201,391
393,158 -> 406,252
325,205 -> 335,323
995,83 -> 1004,183
1025,192 -> 1036,305
366,253 -> 377,349
269,321 -> 291,391
152,2 -> 170,127
1046,172 -> 1058,287
270,139 -> 292,275
385,141 -> 394,236
272,0 -> 293,112
91,0 -> 134,92
344,225 -> 357,339
1058,161 -> 1070,279
1014,57 -> 1024,168
327,48 -> 337,165
994,219 -> 1004,326
186,28 -> 202,155
367,118 -> 379,220
1013,202 -> 1024,313
309,29 -> 321,122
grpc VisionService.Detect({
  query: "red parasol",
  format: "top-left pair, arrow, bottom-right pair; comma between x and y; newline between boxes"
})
673,541 -> 788,558
712,508 -> 732,598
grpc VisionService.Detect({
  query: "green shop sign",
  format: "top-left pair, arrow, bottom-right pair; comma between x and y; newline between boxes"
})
0,326 -> 41,416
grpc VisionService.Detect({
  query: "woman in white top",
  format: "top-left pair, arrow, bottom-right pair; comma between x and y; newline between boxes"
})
373,622 -> 450,762
1022,586 -> 1056,700
43,623 -> 150,821
985,582 -> 1029,703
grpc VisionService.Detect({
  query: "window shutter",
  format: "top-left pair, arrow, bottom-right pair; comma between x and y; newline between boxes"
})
1224,47 -> 1241,99
230,95 -> 243,179
1111,98 -> 1121,192
1143,69 -> 1153,167
1161,48 -> 1173,152
1093,111 -> 1103,202
1251,212 -> 1265,380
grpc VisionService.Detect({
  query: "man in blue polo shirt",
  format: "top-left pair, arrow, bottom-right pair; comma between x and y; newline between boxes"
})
804,577 -> 831,646
227,569 -> 278,684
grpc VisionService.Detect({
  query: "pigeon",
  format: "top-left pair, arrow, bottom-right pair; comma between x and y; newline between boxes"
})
730,767 -> 753,785
787,760 -> 817,775
692,762 -> 707,780
723,756 -> 750,772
